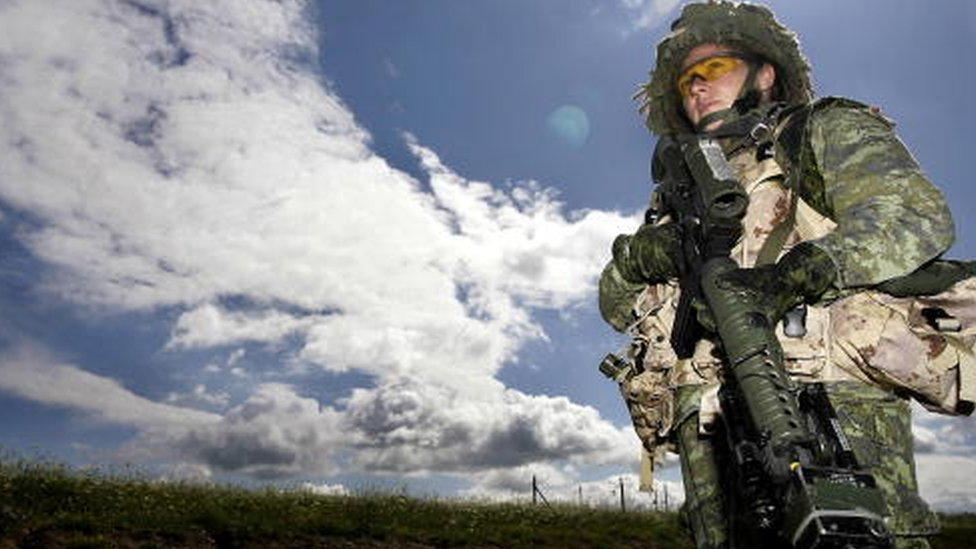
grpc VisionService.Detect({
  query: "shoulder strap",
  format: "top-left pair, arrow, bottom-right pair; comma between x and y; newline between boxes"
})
753,98 -> 872,265
754,103 -> 814,266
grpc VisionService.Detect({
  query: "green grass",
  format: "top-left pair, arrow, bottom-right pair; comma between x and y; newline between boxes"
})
935,513 -> 976,549
0,459 -> 689,548
1,459 -> 973,548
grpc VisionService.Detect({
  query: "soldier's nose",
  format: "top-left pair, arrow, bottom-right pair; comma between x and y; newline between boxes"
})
689,76 -> 708,97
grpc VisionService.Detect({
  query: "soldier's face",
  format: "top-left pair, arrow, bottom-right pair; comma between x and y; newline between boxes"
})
680,43 -> 751,130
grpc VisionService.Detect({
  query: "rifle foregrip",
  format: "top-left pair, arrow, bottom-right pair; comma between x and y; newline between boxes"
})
700,258 -> 813,466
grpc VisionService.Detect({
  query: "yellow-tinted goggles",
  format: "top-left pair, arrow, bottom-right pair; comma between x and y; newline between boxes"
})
676,54 -> 746,98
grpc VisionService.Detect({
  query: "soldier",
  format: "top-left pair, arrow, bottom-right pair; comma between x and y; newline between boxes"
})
599,2 -> 975,548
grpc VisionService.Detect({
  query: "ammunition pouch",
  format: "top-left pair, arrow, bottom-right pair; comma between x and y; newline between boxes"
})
832,277 -> 976,416
619,368 -> 675,455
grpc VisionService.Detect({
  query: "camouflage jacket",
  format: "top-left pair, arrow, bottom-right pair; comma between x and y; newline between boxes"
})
602,98 -> 972,460
774,97 -> 953,288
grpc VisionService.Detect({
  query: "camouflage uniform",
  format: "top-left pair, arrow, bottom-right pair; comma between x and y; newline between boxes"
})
599,3 -> 973,548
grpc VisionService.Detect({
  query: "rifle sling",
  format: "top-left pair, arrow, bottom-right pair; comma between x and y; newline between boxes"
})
754,104 -> 812,267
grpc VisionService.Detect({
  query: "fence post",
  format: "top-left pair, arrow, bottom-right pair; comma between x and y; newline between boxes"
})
619,477 -> 626,512
664,484 -> 669,512
531,475 -> 552,509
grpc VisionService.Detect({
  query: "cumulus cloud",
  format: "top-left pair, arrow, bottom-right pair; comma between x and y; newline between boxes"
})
0,0 -> 640,483
168,304 -> 323,350
912,405 -> 976,456
406,135 -> 627,311
0,343 -> 338,478
3,1 -> 974,514
916,454 -> 976,512
906,406 -> 976,510
173,383 -> 345,478
343,378 -> 638,473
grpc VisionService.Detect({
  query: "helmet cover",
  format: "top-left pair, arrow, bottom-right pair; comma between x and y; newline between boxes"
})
636,1 -> 813,135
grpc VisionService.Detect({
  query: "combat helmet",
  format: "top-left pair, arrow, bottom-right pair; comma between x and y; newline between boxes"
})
636,1 -> 813,135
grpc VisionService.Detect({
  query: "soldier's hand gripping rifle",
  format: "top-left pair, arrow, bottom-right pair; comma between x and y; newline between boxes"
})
654,135 -> 893,549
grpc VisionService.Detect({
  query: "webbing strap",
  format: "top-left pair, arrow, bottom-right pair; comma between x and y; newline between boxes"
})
755,188 -> 797,266
754,105 -> 813,266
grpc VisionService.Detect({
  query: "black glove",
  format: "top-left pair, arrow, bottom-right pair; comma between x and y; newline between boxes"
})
611,223 -> 682,284
714,242 -> 837,325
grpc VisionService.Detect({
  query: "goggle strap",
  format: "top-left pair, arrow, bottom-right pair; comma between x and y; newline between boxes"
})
726,51 -> 762,65
733,62 -> 763,112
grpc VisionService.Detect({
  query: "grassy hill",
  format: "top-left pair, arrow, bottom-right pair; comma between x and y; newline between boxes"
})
1,459 -> 973,548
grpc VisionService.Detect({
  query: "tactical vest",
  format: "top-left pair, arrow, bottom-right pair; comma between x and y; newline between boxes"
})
630,142 -> 865,436
622,108 -> 976,467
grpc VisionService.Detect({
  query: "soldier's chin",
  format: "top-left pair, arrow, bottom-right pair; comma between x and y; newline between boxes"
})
695,105 -> 726,131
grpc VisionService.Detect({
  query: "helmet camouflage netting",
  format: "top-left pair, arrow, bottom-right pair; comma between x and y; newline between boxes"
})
636,1 -> 814,135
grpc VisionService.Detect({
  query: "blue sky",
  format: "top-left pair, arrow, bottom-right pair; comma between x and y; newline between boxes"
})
0,0 -> 974,509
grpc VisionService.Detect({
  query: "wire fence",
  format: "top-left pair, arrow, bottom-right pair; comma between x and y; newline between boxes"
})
530,475 -> 672,512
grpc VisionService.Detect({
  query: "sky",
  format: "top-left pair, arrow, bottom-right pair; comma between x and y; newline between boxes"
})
0,0 -> 974,511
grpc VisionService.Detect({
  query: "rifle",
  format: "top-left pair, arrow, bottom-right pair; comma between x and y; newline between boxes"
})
653,135 -> 892,548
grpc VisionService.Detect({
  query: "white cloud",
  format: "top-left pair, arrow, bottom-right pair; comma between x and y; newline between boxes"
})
162,462 -> 214,483
343,378 -> 638,473
0,0 -> 636,375
3,0 -> 970,514
912,422 -> 937,453
571,474 -> 683,510
908,407 -> 976,510
406,135 -> 632,311
383,57 -> 400,79
226,349 -> 246,367
300,482 -> 349,496
912,405 -> 976,456
459,462 -> 573,501
171,383 -> 345,478
620,0 -> 681,32
0,0 -> 640,484
0,344 -> 218,429
168,304 -> 321,349
462,464 -> 684,510
0,343 -> 340,478
916,454 -> 976,512
165,383 -> 231,409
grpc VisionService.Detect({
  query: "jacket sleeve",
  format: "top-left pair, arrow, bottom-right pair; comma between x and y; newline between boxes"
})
803,104 -> 954,288
598,260 -> 645,332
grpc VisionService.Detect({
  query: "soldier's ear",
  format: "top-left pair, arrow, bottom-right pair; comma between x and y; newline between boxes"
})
757,63 -> 776,100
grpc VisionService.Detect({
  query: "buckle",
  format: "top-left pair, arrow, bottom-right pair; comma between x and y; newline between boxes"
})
749,121 -> 772,143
